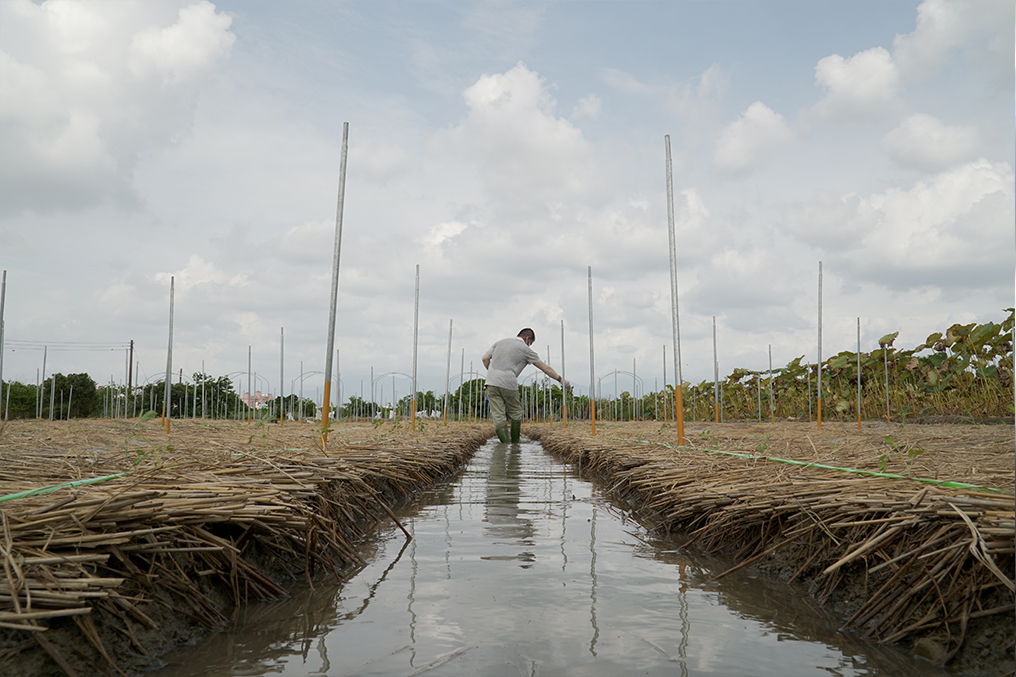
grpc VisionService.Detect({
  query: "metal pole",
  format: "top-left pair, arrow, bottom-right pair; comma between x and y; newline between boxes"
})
411,264 -> 420,430
247,346 -> 252,424
0,270 -> 5,420
817,261 -> 823,428
665,135 -> 686,443
560,320 -> 567,428
857,317 -> 862,430
769,344 -> 774,424
163,277 -> 174,432
280,328 -> 285,424
588,266 -> 596,435
322,121 -> 350,444
712,316 -> 719,423
459,349 -> 465,422
444,319 -> 453,426
40,347 -> 47,419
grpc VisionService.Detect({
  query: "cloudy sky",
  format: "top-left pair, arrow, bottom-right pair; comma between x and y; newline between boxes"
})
1,0 -> 1012,405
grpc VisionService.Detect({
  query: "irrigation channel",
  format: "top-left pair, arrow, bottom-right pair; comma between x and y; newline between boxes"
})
151,436 -> 949,677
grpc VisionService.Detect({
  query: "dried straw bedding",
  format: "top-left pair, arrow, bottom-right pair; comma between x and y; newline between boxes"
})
0,418 -> 1012,674
529,420 -> 1014,673
0,419 -> 491,676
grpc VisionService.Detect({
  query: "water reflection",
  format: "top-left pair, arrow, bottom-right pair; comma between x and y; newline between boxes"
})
483,443 -> 536,565
152,439 -> 950,677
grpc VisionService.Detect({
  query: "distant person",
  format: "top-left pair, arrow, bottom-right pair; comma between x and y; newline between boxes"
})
482,328 -> 570,443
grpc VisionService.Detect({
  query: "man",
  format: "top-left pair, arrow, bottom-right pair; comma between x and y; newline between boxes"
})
482,328 -> 570,443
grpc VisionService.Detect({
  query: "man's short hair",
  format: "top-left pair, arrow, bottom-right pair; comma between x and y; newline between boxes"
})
518,328 -> 535,343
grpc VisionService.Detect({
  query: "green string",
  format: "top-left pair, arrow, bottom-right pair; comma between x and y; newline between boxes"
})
0,472 -> 130,503
607,436 -> 1010,495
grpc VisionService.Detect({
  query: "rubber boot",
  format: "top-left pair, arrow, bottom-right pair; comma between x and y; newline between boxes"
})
510,420 -> 522,443
494,425 -> 509,443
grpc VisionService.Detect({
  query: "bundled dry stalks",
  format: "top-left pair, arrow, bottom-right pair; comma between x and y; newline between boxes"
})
0,419 -> 491,676
530,421 -> 1014,669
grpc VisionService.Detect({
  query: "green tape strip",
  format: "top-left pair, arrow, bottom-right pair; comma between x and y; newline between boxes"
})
0,472 -> 130,503
607,436 -> 1011,495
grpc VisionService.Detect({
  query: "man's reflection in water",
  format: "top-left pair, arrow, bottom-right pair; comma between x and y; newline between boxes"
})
482,442 -> 537,567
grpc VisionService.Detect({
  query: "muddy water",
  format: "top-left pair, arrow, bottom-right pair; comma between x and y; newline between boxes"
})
153,438 -> 947,676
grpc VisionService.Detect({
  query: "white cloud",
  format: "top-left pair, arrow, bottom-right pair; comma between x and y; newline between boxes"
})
602,67 -> 655,95
666,64 -> 728,129
783,191 -> 877,248
893,0 -> 1013,86
128,1 -> 235,86
351,140 -> 411,183
811,47 -> 901,121
0,0 -> 235,215
882,113 -> 980,171
435,62 -> 594,212
688,247 -> 798,313
714,102 -> 792,175
571,95 -> 601,120
783,160 -> 1013,290
417,220 -> 471,259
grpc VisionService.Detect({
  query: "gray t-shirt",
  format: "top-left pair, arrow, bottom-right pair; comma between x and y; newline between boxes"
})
484,337 -> 540,389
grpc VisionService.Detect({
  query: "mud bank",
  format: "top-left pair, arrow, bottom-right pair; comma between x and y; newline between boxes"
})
0,419 -> 492,677
528,420 -> 1015,677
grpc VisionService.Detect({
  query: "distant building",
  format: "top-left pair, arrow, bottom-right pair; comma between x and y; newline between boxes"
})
241,391 -> 273,410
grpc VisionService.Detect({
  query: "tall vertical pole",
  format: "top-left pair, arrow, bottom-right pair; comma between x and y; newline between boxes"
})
712,316 -> 719,423
857,317 -> 862,430
664,135 -> 686,444
459,349 -> 465,422
662,344 -> 667,422
444,319 -> 453,426
279,328 -> 285,424
247,346 -> 252,424
40,347 -> 47,419
0,270 -> 5,421
560,320 -> 567,428
411,264 -> 420,430
322,122 -> 350,445
588,266 -> 596,435
769,344 -> 774,424
817,261 -> 823,429
163,277 -> 174,432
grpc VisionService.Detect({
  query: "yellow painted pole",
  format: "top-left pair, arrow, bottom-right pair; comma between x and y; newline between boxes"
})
590,399 -> 596,436
321,381 -> 331,444
674,382 -> 685,445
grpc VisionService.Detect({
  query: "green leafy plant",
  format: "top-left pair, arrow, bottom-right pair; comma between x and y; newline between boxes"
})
248,412 -> 273,449
124,411 -> 170,466
878,434 -> 925,477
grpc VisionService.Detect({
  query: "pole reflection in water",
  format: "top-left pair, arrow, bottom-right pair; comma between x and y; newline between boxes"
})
153,439 -> 950,677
